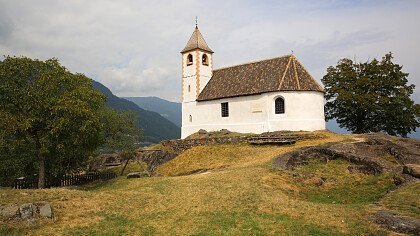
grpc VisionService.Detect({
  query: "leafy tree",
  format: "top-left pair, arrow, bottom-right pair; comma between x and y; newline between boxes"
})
0,56 -> 106,188
97,107 -> 143,175
98,107 -> 143,153
322,52 -> 419,137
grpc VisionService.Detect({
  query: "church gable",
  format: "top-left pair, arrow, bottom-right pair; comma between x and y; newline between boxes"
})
196,55 -> 324,101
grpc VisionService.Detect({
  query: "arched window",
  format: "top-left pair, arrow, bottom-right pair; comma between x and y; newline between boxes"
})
187,54 -> 193,66
202,54 -> 208,65
189,115 -> 192,122
275,97 -> 285,114
188,85 -> 191,92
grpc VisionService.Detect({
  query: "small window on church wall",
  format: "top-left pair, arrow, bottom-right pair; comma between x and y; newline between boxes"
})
221,102 -> 229,117
188,85 -> 191,92
189,115 -> 192,122
275,97 -> 285,114
202,54 -> 208,65
187,54 -> 193,66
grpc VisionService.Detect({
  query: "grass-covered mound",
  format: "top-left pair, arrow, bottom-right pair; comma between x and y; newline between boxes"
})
0,131 -> 416,235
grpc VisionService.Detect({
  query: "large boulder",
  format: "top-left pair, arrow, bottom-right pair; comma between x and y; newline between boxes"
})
403,164 -> 420,178
0,205 -> 20,220
374,210 -> 420,235
0,202 -> 53,221
19,203 -> 33,220
35,202 -> 53,218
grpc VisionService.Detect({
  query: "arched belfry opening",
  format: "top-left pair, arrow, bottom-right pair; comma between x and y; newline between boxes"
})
202,54 -> 208,65
187,54 -> 193,66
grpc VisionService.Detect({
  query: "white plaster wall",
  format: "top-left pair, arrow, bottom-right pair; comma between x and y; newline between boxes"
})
181,91 -> 325,138
182,50 -> 213,102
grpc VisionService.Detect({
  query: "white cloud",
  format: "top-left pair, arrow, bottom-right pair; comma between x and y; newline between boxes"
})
0,0 -> 419,102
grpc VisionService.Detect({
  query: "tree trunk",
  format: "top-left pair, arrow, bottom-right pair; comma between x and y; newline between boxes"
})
120,158 -> 130,176
38,154 -> 46,189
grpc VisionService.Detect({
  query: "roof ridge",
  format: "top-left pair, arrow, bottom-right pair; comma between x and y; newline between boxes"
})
293,57 -> 324,92
278,55 -> 293,90
214,54 -> 292,71
292,57 -> 300,89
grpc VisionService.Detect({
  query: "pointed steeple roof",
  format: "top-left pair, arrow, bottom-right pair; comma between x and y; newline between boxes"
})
181,26 -> 213,53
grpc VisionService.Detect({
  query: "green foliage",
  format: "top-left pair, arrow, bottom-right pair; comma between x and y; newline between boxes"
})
0,56 -> 105,187
98,107 -> 143,154
322,52 -> 419,137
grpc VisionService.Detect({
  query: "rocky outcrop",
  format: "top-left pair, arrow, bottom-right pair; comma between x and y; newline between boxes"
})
137,149 -> 178,173
272,133 -> 420,179
373,210 -> 420,235
0,202 -> 53,221
403,164 -> 420,178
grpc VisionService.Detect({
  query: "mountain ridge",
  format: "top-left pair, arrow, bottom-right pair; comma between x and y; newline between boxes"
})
92,81 -> 180,143
123,96 -> 182,127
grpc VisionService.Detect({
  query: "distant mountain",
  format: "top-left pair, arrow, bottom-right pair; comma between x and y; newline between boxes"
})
92,81 -> 180,143
124,97 -> 182,127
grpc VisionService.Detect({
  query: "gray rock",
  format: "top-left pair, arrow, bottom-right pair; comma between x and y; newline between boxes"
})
403,164 -> 420,178
127,172 -> 148,179
19,203 -> 33,220
198,129 -> 208,135
34,202 -> 53,218
374,210 -> 420,235
219,129 -> 231,135
39,204 -> 53,218
0,205 -> 20,219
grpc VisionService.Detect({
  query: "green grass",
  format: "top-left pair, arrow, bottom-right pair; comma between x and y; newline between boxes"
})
0,132 -> 408,235
279,160 -> 396,204
381,182 -> 420,219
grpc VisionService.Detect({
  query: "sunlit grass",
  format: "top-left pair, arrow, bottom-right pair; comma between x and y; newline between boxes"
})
0,131 -> 398,235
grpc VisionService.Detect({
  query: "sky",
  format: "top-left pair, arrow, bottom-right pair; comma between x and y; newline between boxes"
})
1,0 -> 420,104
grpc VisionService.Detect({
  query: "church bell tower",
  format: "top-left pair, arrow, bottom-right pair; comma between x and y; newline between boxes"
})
181,24 -> 214,103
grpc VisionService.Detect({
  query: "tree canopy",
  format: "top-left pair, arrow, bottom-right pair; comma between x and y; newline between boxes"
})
0,56 -> 106,188
322,53 -> 419,137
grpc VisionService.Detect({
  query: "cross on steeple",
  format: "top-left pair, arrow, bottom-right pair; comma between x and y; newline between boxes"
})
195,16 -> 198,28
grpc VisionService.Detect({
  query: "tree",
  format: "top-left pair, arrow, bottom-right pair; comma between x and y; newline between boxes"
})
98,107 -> 143,153
98,107 -> 143,175
322,52 -> 419,137
0,56 -> 106,188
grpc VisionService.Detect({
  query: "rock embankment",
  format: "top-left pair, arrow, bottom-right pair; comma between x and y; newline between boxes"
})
138,131 -> 321,173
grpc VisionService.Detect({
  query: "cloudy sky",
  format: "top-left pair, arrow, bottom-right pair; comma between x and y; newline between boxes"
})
1,0 -> 419,103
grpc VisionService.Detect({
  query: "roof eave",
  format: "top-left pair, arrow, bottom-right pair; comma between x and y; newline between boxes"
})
180,48 -> 214,54
197,89 -> 325,102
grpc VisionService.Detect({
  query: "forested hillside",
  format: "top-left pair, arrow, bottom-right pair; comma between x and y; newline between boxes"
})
92,81 -> 180,143
124,96 -> 182,127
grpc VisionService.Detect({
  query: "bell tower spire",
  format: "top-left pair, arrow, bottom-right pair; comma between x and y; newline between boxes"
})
181,23 -> 214,103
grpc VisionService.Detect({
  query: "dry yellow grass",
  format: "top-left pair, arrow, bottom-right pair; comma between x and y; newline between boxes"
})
0,131 -> 401,235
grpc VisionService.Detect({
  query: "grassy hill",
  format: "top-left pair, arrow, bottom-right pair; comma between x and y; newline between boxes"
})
123,96 -> 181,127
1,131 -> 418,235
92,81 -> 180,143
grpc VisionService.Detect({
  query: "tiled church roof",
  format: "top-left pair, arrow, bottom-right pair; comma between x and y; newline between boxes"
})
197,55 -> 324,101
181,26 -> 214,53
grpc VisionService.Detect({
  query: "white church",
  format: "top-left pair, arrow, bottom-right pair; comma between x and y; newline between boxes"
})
181,26 -> 326,139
